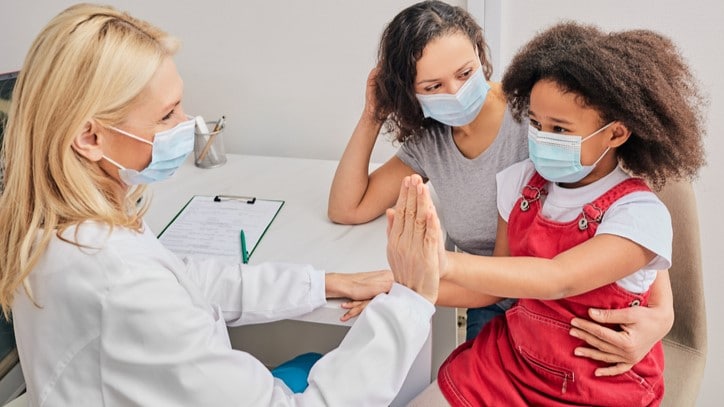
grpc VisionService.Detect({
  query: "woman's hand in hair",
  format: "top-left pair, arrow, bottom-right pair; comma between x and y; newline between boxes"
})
362,67 -> 381,122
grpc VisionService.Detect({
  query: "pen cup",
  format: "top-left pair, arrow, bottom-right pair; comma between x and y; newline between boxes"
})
194,121 -> 227,168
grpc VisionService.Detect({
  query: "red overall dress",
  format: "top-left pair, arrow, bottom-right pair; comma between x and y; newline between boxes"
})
438,172 -> 665,406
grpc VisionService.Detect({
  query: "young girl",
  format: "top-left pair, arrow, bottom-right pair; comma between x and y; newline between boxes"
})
329,1 -> 673,363
405,22 -> 706,405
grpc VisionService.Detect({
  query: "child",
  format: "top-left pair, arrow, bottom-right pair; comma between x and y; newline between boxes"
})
406,21 -> 706,406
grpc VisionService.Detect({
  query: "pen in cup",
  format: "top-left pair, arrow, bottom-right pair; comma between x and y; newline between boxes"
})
197,115 -> 225,163
212,116 -> 225,133
239,229 -> 249,264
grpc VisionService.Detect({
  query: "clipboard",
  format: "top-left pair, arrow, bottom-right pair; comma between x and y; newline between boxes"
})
158,195 -> 284,263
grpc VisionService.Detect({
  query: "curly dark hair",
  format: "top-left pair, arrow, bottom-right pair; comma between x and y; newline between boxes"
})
502,22 -> 707,189
375,0 -> 492,143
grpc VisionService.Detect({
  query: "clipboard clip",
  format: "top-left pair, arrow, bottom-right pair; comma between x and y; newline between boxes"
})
214,195 -> 256,204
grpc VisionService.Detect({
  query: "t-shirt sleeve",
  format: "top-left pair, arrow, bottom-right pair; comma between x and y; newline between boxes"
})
496,159 -> 536,222
396,140 -> 428,179
596,191 -> 673,270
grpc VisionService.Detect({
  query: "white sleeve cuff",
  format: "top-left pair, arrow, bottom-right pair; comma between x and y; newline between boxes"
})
387,283 -> 436,323
308,267 -> 327,310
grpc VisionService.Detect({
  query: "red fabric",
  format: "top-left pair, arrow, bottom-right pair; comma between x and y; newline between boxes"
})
438,173 -> 665,406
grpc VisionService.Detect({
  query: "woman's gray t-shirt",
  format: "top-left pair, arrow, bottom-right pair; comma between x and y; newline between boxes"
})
396,107 -> 528,256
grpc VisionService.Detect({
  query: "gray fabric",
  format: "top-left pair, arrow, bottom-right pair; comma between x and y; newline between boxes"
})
396,107 -> 528,256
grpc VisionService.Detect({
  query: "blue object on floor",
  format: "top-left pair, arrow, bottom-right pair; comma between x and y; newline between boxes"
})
271,352 -> 323,393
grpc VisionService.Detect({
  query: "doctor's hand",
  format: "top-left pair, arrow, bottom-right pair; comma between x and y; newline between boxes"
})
386,175 -> 443,304
325,270 -> 393,301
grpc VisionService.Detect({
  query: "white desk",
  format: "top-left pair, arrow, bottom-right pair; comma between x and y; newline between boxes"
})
146,154 -> 456,406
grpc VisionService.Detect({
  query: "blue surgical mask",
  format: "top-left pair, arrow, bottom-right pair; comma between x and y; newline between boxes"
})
416,66 -> 490,127
103,116 -> 195,185
528,122 -> 614,183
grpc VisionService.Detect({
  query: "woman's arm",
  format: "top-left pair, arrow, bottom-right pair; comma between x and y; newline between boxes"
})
569,270 -> 674,376
328,68 -> 416,224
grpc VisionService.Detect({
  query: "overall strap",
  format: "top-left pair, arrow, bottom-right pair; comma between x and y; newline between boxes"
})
518,171 -> 548,212
580,178 -> 650,229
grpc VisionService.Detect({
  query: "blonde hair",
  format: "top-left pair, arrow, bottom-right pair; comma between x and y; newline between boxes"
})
0,3 -> 179,318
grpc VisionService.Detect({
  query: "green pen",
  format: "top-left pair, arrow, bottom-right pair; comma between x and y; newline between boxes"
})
239,229 -> 249,264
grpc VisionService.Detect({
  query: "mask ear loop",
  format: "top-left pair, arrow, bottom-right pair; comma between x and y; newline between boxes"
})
108,126 -> 154,146
590,146 -> 611,167
101,154 -> 126,170
101,126 -> 154,177
581,121 -> 615,142
582,121 -> 616,167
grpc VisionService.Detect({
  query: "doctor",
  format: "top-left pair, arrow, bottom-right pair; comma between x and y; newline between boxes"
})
0,4 -> 442,406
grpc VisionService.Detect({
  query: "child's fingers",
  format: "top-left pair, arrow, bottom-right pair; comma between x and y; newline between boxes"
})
339,300 -> 369,321
341,300 -> 363,309
386,208 -> 396,237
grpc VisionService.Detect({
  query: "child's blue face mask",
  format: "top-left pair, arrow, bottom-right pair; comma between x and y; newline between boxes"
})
415,66 -> 490,127
528,122 -> 613,183
103,116 -> 195,185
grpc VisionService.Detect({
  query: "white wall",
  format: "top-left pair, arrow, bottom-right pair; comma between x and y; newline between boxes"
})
1,0 -> 469,163
1,0 -> 721,404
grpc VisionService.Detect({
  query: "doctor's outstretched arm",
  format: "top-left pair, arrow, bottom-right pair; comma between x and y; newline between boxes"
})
101,176 -> 441,406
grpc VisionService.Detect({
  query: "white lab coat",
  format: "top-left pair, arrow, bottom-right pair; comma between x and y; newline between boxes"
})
13,222 -> 434,406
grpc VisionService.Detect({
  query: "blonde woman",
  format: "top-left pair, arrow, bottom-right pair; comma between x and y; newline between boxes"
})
0,4 -> 442,406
